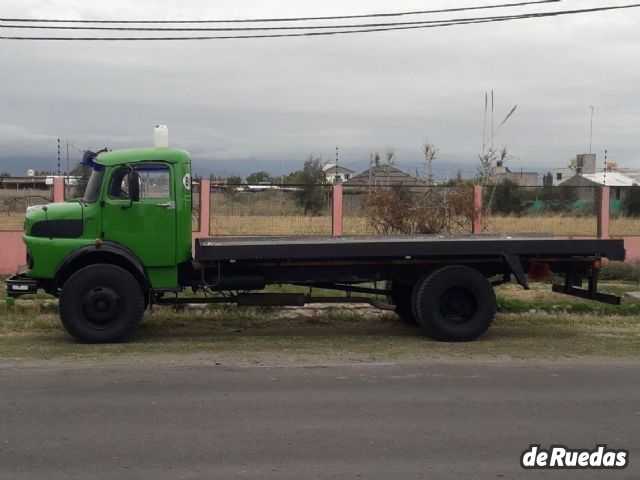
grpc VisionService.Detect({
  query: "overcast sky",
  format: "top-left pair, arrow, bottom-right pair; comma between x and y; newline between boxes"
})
1,0 -> 639,179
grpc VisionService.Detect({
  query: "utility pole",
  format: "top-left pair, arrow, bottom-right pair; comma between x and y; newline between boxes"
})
57,138 -> 61,176
491,90 -> 495,153
589,106 -> 594,154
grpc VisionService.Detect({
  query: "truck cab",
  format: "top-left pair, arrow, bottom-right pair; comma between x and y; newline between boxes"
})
21,148 -> 192,289
7,147 -> 194,341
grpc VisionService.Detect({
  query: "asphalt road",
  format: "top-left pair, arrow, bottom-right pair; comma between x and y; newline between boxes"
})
1,358 -> 639,480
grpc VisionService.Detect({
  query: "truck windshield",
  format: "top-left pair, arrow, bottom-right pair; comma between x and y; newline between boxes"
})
82,167 -> 105,203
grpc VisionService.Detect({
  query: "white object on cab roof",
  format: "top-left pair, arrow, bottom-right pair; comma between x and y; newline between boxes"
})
154,125 -> 169,148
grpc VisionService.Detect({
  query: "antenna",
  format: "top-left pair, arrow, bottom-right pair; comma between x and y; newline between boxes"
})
589,106 -> 594,154
57,138 -> 61,175
491,90 -> 495,152
482,91 -> 488,155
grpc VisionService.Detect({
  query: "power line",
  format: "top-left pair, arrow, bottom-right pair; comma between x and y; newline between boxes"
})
1,12 -> 575,32
2,4 -> 639,41
0,1 -> 561,24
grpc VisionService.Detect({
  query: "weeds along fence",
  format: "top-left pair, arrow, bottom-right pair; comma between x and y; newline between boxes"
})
342,185 -> 475,236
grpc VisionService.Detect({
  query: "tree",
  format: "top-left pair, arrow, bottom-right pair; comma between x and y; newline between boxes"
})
226,175 -> 242,186
246,171 -> 272,185
623,186 -> 640,217
370,151 -> 381,168
422,141 -> 438,185
489,179 -> 529,215
68,162 -> 91,198
540,181 -> 578,213
294,155 -> 326,215
384,148 -> 396,165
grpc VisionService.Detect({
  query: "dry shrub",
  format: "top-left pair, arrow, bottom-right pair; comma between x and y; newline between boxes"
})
364,186 -> 475,235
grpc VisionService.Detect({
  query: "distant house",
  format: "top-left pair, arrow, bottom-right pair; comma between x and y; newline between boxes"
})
561,172 -> 638,200
322,163 -> 355,184
0,175 -> 55,191
552,154 -> 598,186
551,168 -> 574,186
344,164 -> 425,187
490,163 -> 539,186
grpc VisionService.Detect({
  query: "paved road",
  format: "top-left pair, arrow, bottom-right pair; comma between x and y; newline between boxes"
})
1,359 -> 639,479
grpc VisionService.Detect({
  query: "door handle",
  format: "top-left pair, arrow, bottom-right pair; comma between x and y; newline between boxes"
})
155,201 -> 175,210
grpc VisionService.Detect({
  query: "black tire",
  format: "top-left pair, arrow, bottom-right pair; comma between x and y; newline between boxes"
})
388,281 -> 419,325
413,265 -> 496,342
59,264 -> 145,343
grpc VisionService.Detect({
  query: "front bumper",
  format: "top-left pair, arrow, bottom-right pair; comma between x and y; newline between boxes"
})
5,273 -> 39,299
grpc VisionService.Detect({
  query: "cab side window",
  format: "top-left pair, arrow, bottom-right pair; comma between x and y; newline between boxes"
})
108,163 -> 170,200
136,164 -> 171,199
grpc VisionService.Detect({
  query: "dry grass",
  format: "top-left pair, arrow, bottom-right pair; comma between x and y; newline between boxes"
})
1,301 -> 640,360
1,280 -> 639,360
488,214 -> 640,236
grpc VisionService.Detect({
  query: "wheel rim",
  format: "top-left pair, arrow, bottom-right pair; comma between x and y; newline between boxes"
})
438,286 -> 477,324
81,285 -> 122,329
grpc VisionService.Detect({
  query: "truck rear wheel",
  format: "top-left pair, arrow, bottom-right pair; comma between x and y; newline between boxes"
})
413,265 -> 495,342
388,281 -> 419,325
59,264 -> 145,343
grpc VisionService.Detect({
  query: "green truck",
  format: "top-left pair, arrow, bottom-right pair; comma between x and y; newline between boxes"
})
6,146 -> 625,343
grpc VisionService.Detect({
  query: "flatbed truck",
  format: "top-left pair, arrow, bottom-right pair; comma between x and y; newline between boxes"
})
5,146 -> 626,343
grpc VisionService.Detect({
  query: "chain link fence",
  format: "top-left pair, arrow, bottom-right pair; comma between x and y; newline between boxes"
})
192,180 -> 200,232
483,185 -> 599,236
0,185 -> 53,231
209,185 -> 332,236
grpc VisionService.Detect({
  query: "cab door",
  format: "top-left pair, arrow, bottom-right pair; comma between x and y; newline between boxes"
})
101,162 -> 176,267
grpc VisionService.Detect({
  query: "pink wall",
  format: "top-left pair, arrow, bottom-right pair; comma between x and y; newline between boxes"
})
0,232 -> 26,274
622,237 -> 640,263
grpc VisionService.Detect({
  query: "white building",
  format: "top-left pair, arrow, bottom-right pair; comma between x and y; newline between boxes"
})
322,163 -> 355,184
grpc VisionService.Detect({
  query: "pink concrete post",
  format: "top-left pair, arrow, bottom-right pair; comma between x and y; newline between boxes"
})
53,177 -> 65,202
472,184 -> 483,235
198,179 -> 211,237
597,186 -> 610,239
332,184 -> 343,237
0,232 -> 27,274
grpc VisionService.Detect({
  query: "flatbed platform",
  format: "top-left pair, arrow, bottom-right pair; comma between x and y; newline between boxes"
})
195,235 -> 625,262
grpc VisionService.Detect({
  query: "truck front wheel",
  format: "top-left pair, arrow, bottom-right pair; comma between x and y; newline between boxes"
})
413,265 -> 496,342
59,264 -> 145,343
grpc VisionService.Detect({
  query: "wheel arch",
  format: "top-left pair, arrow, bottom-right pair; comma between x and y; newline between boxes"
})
54,242 -> 149,298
